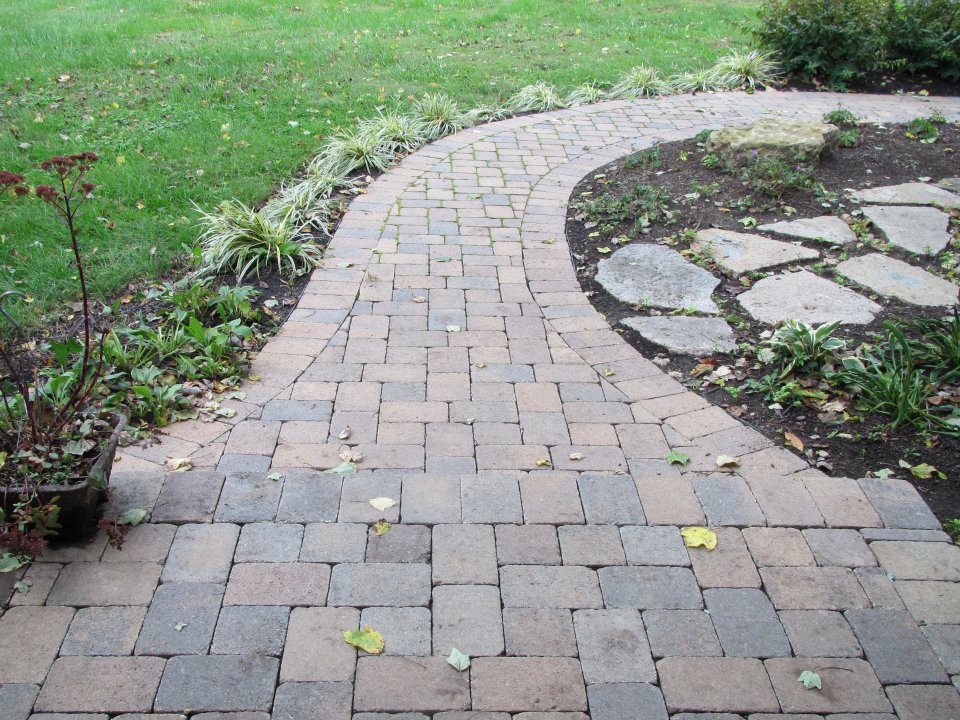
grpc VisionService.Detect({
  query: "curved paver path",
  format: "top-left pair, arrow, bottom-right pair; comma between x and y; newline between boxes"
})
5,92 -> 960,719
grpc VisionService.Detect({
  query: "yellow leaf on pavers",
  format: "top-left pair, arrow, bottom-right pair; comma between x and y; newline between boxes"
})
715,455 -> 739,468
374,519 -> 391,536
681,526 -> 717,551
535,458 -> 552,467
343,627 -> 384,654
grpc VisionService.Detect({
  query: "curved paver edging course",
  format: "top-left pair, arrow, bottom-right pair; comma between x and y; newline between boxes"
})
41,90 -> 959,719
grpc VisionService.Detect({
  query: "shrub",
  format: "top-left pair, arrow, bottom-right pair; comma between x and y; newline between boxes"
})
882,0 -> 960,80
754,0 -> 885,88
711,49 -> 781,89
609,66 -> 669,98
823,107 -> 860,128
412,93 -> 472,140
505,82 -> 569,113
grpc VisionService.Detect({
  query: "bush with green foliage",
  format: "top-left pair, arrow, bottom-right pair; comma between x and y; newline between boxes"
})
883,0 -> 960,80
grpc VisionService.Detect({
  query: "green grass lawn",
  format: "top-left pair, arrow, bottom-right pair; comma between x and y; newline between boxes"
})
0,0 -> 756,322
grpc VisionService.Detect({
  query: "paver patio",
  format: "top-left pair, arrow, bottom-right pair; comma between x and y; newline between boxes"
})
3,90 -> 960,719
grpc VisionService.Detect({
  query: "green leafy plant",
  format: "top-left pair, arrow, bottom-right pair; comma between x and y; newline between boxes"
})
359,110 -> 430,155
575,183 -> 674,232
905,114 -> 944,144
312,125 -> 395,176
669,67 -> 724,93
761,320 -> 847,377
624,145 -> 662,171
838,128 -> 860,147
196,200 -> 323,281
882,0 -> 960,80
737,154 -> 816,200
711,49 -> 781,89
823,106 -> 860,127
565,82 -> 607,106
609,65 -> 669,98
505,81 -> 569,113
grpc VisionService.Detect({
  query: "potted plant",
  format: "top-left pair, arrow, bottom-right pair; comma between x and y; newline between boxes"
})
0,154 -> 125,569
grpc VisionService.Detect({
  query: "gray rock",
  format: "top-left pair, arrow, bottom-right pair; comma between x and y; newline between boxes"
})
693,228 -> 818,276
596,245 -> 720,315
759,215 -> 857,245
851,182 -> 960,210
621,316 -> 737,355
939,177 -> 960,191
738,271 -> 880,325
861,205 -> 952,255
705,119 -> 839,165
837,253 -> 958,306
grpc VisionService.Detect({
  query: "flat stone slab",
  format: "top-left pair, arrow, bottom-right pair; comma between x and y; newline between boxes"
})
692,228 -> 818,276
837,253 -> 958,306
621,316 -> 737,355
596,244 -> 720,314
939,177 -> 960,192
738,271 -> 880,325
851,182 -> 960,210
861,205 -> 952,255
759,215 -> 857,245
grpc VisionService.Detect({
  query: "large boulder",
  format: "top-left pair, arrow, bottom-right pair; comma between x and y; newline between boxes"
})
706,119 -> 839,166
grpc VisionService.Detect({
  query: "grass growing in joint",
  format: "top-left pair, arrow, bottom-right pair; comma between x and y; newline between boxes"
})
0,0 -> 756,321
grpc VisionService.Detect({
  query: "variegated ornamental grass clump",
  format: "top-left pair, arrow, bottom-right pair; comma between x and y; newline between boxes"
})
194,48 -> 781,280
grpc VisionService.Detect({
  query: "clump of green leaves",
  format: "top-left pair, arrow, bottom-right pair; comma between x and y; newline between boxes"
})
905,113 -> 945,144
761,320 -> 847,377
565,82 -> 607,106
669,67 -> 724,93
412,93 -> 473,140
823,106 -> 860,127
711,49 -> 781,89
624,145 -> 662,171
505,82 -> 569,113
575,183 -> 674,232
738,155 -> 817,200
609,65 -> 669,98
312,125 -> 395,175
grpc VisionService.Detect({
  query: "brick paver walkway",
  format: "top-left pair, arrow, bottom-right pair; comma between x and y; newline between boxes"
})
3,91 -> 960,719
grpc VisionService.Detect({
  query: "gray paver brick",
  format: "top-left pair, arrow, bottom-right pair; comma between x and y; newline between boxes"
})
886,683 -> 960,720
60,606 -> 145,656
100,523 -> 176,563
0,683 -> 38,720
574,609 -> 655,683
742,527 -> 815,567
338,473 -> 402,523
761,566 -> 869,610
0,606 -> 74,684
744,476 -> 824,527
224,562 -> 330,606
211,606 -> 289,656
779,610 -> 862,658
280,607 -> 358,682
471,657 -> 588,712
870,539 -> 960,580
461,475 -> 523,523
213,473 -> 282,522
300,522 -> 368,563
858,477 -> 941,530
234,522 -> 303,562
689,527 -> 761,588
433,524 -> 498,584
559,525 -> 626,566
922,623 -> 960,674
503,607 -> 578,656
764,658 -> 891,714
643,609 -> 721,658
705,588 -> 790,658
856,566 -> 906,609
658,657 -> 778,714
135,582 -> 223,656
495,524 -> 561,565
401,475 -> 461,523
586,683 -> 668,720
501,565 -> 603,608
802,528 -> 876,567
271,681 -> 352,720
276,473 -> 341,522
577,473 -> 645,524
35,657 -> 165,713
692,476 -> 765,526
353,656 -> 470,712
599,566 -> 702,609
162,523 -> 238,584
896,579 -> 960,623
360,607 -> 431,656
328,563 -> 431,606
433,584 -> 504,656
845,608 -> 948,684
151,470 -> 225,524
803,476 -> 882,528
519,473 -> 585,524
154,654 -> 278,713
366,524 -> 432,563
47,562 -> 160,607
620,525 -> 690,566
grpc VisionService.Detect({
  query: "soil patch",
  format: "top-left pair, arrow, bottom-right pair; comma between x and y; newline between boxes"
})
566,117 -> 960,523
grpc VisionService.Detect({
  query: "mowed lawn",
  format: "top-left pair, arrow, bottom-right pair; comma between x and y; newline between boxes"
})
0,0 -> 756,320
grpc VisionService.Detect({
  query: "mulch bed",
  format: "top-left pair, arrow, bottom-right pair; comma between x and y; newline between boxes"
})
565,117 -> 960,523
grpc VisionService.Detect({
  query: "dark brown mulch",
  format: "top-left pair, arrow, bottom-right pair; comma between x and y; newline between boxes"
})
565,118 -> 960,523
782,70 -> 960,97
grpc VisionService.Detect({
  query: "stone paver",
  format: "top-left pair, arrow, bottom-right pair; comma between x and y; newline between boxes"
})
620,316 -> 737,355
693,228 -> 819,276
13,91 -> 960,719
738,270 -> 881,325
759,215 -> 857,245
837,252 -> 959,306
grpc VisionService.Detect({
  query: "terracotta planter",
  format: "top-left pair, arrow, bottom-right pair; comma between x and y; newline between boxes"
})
1,413 -> 126,541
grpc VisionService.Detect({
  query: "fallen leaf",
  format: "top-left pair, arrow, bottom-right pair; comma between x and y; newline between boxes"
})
116,508 -> 148,526
542,238 -> 556,244
343,626 -> 384,654
174,621 -> 188,632
447,325 -> 461,332
908,462 -> 944,480
374,519 -> 391,536
214,407 -> 237,419
435,256 -> 452,262
681,526 -> 718,551
339,449 -> 363,463
369,497 -> 397,512
797,670 -> 822,690
267,472 -> 284,482
784,431 -> 805,452
569,452 -> 584,461
872,468 -> 895,480
413,295 -> 426,303
535,458 -> 552,467
338,427 -> 352,440
463,417 -> 476,426
602,368 -> 615,377
247,374 -> 261,382
337,261 -> 353,268
474,361 -> 486,369
165,457 -> 193,472
715,455 -> 739,468
327,462 -> 357,475
596,247 -> 612,254
446,647 -> 471,671
666,449 -> 690,466
13,579 -> 30,594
